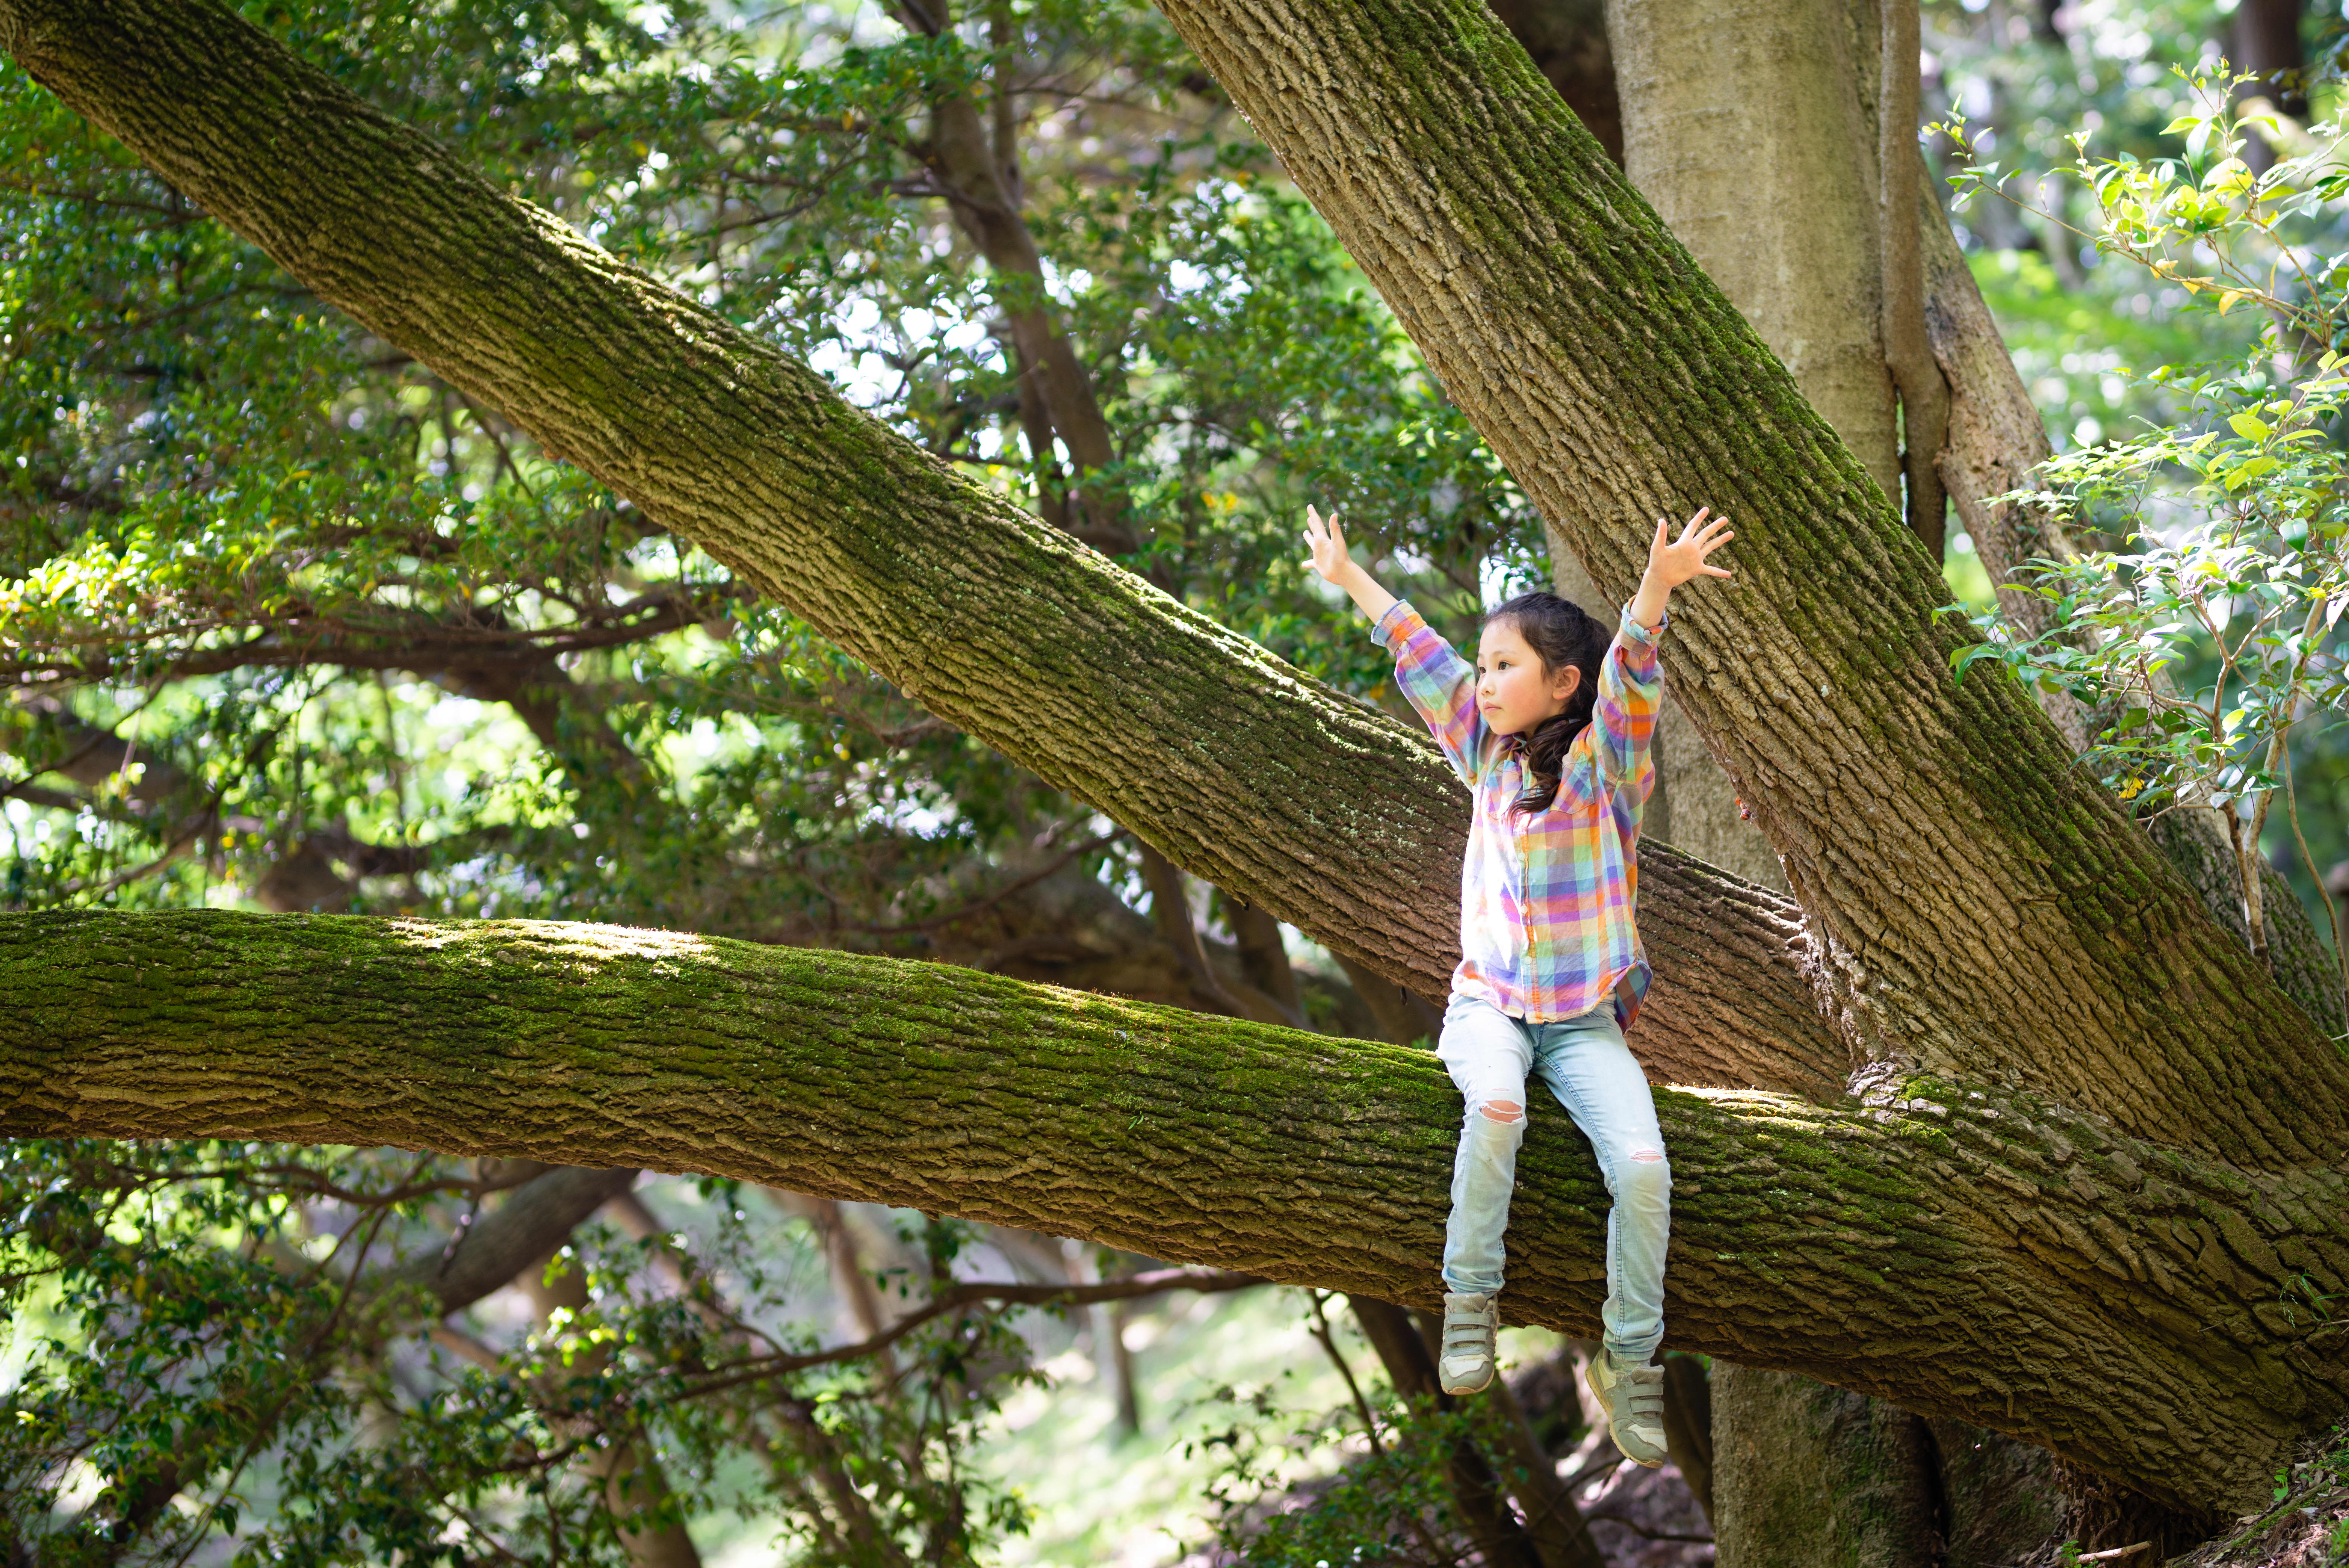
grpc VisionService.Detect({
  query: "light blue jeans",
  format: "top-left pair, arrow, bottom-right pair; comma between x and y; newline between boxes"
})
1437,992 -> 1672,1366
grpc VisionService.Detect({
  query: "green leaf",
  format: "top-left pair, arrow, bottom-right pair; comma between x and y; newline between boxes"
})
2228,412 -> 2272,441
2224,456 -> 2282,489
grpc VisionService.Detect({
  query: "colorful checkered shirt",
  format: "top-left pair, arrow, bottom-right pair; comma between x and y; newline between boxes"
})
1373,599 -> 1664,1028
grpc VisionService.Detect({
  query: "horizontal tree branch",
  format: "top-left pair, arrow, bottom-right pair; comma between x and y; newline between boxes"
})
3,909 -> 2341,1512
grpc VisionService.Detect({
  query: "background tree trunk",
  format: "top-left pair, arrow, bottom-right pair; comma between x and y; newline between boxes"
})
16,0 -> 2341,1156
1603,0 -> 1902,503
1347,1298 -> 1606,1568
1711,1364 -> 2065,1568
1582,2 -> 2071,1551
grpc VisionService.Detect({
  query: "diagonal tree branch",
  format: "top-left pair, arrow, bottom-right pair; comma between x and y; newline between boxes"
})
1136,0 -> 2348,1164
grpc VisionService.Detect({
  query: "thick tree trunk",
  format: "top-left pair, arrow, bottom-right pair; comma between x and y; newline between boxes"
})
1596,9 -> 2055,1552
0,0 -> 1860,1100
1484,0 -> 1621,163
0,0 -> 1802,1069
2235,0 -> 2308,118
14,0 -> 2340,1158
6,909 -> 2347,1514
1546,553 -> 1787,894
1712,1364 -> 2066,1568
1604,0 -> 1901,500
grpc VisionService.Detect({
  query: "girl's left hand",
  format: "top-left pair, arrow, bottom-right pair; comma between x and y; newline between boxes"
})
1648,507 -> 1735,590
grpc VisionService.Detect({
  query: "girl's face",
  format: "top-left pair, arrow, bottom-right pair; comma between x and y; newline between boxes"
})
1475,618 -> 1581,737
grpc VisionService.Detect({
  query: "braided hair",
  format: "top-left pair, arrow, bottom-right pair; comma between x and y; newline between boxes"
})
1484,590 -> 1609,816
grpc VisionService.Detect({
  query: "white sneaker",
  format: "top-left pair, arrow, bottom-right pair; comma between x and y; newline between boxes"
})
1437,1291 -> 1498,1395
1585,1349 -> 1669,1467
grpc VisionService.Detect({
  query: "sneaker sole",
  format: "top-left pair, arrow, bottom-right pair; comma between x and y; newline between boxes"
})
1583,1358 -> 1666,1468
1440,1366 -> 1495,1397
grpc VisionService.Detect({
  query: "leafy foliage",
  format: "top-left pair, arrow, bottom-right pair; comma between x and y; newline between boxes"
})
1183,1353 -> 1558,1568
0,1142 -> 1049,1568
1938,71 -> 2349,980
0,0 -> 1537,937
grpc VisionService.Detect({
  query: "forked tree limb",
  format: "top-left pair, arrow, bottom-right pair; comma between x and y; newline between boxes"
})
3,0 -> 2337,1160
1138,0 -> 2349,1163
3,909 -> 2343,1512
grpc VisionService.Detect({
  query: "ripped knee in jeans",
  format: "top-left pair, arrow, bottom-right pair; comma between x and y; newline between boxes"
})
1472,1099 -> 1524,1125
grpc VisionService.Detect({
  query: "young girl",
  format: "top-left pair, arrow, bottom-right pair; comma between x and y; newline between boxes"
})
1302,503 -> 1734,1468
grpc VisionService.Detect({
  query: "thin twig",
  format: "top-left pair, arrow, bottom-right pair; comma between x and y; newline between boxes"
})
676,1266 -> 1261,1399
1302,1289 -> 1382,1453
1581,1514 -> 1714,1544
851,830 -> 1123,935
2282,729 -> 2349,1006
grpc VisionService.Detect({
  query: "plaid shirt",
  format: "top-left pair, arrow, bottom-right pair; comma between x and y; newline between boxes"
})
1373,600 -> 1664,1028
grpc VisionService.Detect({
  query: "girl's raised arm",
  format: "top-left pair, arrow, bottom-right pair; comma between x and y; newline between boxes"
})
1302,505 -> 1399,624
1589,507 -> 1735,785
1305,506 -> 1486,778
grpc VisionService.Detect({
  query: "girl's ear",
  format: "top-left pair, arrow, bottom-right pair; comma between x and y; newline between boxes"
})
1553,664 -> 1582,704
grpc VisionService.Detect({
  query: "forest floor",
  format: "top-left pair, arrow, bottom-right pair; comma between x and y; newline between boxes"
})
2169,1418 -> 2349,1568
684,1273 -> 1714,1566
972,1288 -> 1714,1566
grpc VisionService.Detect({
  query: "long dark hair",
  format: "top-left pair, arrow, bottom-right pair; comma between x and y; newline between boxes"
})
1485,590 -> 1609,816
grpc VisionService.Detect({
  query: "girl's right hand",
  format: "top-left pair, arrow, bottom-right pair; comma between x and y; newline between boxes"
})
1302,504 -> 1355,586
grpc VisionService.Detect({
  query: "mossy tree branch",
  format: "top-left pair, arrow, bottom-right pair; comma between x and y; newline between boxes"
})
5,0 -> 2348,1515
3,910 -> 2343,1513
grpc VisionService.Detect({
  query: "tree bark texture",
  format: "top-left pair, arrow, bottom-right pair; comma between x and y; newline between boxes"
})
1484,0 -> 1621,164
1917,182 -> 2345,1034
1595,11 -> 2113,1553
0,0 -> 1846,1102
1142,0 -> 2349,1169
1876,0 -> 1952,554
5,910 -> 2347,1513
13,0 -> 2344,1158
384,1163 -> 642,1314
1547,547 -> 1788,894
